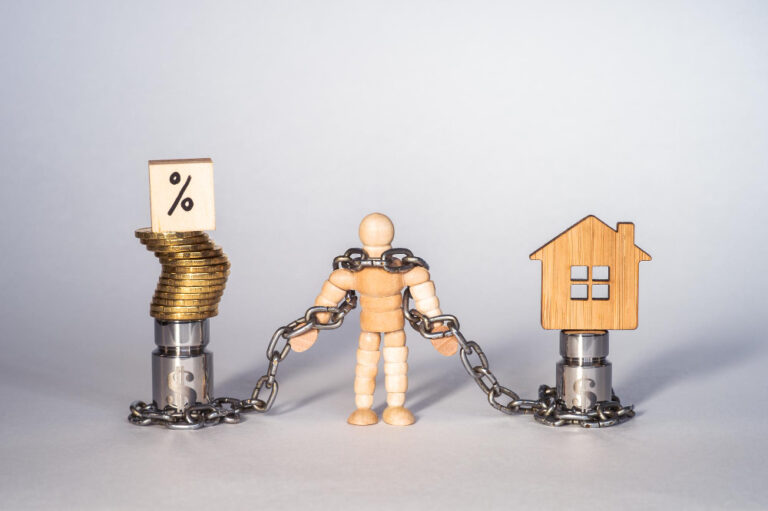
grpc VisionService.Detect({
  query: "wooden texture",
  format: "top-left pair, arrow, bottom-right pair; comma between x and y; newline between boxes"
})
149,158 -> 215,233
530,216 -> 651,330
289,213 -> 456,425
359,212 -> 394,258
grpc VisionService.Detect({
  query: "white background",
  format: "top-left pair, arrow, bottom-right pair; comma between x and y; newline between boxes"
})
1,1 -> 766,509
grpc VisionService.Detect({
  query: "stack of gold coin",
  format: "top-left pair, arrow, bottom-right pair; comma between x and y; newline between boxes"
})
135,228 -> 230,321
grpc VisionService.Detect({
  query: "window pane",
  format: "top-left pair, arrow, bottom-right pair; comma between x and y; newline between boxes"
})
592,266 -> 609,281
570,265 -> 588,281
571,284 -> 588,300
592,284 -> 609,300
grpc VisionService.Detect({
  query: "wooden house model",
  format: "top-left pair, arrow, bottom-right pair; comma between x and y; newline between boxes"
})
530,216 -> 651,330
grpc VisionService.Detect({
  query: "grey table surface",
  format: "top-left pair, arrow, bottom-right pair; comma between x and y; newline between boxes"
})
2,321 -> 766,510
1,1 -> 767,509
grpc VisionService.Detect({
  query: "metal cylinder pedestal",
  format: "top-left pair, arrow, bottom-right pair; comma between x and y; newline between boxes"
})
556,330 -> 612,411
152,319 -> 213,410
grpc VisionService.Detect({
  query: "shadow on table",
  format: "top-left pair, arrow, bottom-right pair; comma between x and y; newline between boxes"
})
404,337 -> 546,416
217,332 -> 546,418
622,330 -> 764,404
215,335 -> 352,416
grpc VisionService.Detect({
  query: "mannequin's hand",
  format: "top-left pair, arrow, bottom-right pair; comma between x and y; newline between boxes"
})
289,328 -> 319,352
429,324 -> 458,356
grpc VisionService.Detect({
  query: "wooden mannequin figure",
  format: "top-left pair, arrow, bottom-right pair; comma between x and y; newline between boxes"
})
289,213 -> 458,426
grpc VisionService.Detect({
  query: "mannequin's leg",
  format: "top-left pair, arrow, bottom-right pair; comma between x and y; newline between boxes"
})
381,329 -> 414,426
347,330 -> 381,426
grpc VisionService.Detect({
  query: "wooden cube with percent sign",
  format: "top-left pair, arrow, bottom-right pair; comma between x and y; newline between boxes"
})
148,158 -> 215,233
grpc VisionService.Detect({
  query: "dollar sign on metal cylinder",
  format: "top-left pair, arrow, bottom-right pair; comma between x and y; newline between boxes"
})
556,330 -> 612,411
134,227 -> 229,412
153,319 -> 212,410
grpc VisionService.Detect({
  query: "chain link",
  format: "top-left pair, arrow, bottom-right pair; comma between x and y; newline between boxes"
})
128,289 -> 358,429
402,287 -> 635,427
130,248 -> 634,429
333,248 -> 429,273
531,385 -> 635,427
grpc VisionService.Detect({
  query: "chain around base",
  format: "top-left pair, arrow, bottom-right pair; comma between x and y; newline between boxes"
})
401,288 -> 636,428
128,395 -> 268,430
533,385 -> 635,428
129,249 -> 635,429
128,290 -> 358,429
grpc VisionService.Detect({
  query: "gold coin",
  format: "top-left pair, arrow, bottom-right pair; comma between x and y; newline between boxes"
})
139,232 -> 209,244
151,310 -> 218,321
156,283 -> 226,293
160,275 -> 229,284
155,284 -> 226,295
158,282 -> 227,290
156,248 -> 223,260
154,290 -> 223,300
151,302 -> 218,311
152,297 -> 221,307
135,228 -> 205,240
152,291 -> 224,300
146,242 -> 215,253
144,238 -> 211,250
160,268 -> 230,278
153,298 -> 221,307
161,263 -> 230,274
158,256 -> 229,267
151,303 -> 218,313
158,277 -> 228,287
162,269 -> 230,280
152,286 -> 224,300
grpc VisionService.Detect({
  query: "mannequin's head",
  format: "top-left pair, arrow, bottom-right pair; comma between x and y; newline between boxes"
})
358,213 -> 394,258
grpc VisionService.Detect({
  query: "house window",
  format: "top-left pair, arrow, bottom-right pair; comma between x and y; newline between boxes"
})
570,265 -> 610,300
592,266 -> 609,281
570,266 -> 588,281
592,284 -> 609,300
570,284 -> 588,300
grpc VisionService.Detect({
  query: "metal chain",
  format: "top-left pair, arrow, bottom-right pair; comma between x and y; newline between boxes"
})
402,287 -> 635,428
532,385 -> 636,427
130,248 -> 633,429
333,248 -> 429,273
128,290 -> 358,430
336,249 -> 634,427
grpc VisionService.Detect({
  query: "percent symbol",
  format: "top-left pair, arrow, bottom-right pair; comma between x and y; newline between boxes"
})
167,171 -> 194,216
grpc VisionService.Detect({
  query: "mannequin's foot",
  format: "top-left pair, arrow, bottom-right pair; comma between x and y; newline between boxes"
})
382,406 -> 415,426
347,408 -> 378,426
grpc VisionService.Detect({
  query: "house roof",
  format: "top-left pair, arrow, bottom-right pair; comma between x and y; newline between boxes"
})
529,215 -> 651,260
